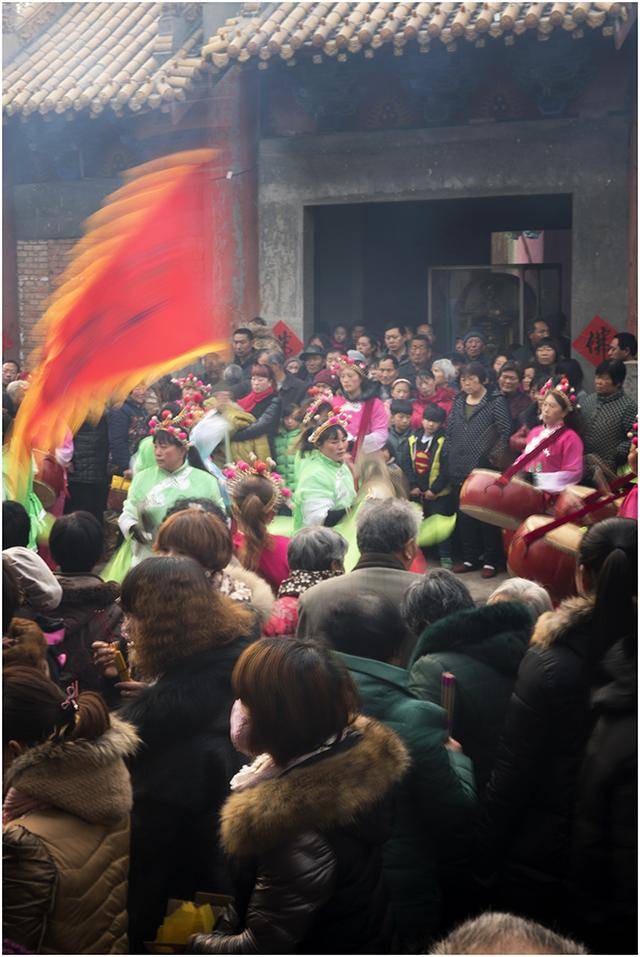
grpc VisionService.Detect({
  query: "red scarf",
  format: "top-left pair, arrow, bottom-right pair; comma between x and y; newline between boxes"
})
238,386 -> 274,414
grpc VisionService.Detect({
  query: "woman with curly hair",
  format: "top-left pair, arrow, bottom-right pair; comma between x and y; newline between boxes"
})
117,555 -> 257,951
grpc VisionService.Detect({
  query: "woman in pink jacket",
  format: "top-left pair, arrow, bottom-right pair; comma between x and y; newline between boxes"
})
332,355 -> 389,456
510,376 -> 584,495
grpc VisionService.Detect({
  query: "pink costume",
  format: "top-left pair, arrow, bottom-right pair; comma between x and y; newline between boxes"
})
513,424 -> 584,494
619,485 -> 638,521
233,531 -> 290,594
332,395 -> 389,454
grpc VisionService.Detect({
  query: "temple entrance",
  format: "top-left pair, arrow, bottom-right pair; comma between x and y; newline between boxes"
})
312,194 -> 572,352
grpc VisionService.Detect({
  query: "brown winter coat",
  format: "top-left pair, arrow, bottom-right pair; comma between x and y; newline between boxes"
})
3,715 -> 138,954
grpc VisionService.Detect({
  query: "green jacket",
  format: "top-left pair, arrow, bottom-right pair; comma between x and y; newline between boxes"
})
273,427 -> 301,493
409,601 -> 533,790
292,449 -> 356,531
338,652 -> 477,940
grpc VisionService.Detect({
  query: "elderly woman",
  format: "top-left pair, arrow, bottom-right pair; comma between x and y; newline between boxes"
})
407,569 -> 534,789
263,526 -> 347,637
488,577 -> 552,620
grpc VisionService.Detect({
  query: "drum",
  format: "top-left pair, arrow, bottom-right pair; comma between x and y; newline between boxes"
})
460,468 -> 547,530
507,515 -> 584,605
33,449 -> 64,511
554,484 -> 622,526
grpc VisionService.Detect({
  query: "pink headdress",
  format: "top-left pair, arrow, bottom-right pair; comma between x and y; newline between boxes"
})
330,354 -> 367,377
302,387 -> 335,428
171,372 -> 212,404
540,375 -> 580,411
308,406 -> 352,446
222,453 -> 292,508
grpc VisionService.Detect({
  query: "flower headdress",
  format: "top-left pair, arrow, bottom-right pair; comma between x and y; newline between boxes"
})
171,373 -> 212,403
540,375 -> 580,410
330,354 -> 367,377
308,406 -> 352,446
302,387 -> 335,427
222,453 -> 291,507
628,421 -> 638,448
148,406 -> 198,445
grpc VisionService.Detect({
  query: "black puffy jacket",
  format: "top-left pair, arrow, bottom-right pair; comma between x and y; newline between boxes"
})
475,596 -> 602,922
119,635 -> 255,951
569,639 -> 637,955
190,717 -> 409,955
69,416 -> 109,485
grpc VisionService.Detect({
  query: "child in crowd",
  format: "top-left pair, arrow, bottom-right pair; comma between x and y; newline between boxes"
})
390,378 -> 413,401
274,403 -> 303,498
408,404 -> 453,568
386,400 -> 416,487
411,371 -> 438,428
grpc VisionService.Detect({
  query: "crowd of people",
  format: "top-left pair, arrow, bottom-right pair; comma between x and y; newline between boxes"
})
2,315 -> 637,955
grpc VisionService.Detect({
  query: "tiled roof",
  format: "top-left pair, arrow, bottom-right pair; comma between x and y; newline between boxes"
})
3,2 -> 208,119
3,2 -> 631,118
202,2 -> 630,69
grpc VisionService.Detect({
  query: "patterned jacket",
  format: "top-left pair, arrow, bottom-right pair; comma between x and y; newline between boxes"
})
581,389 -> 637,474
446,390 -> 512,484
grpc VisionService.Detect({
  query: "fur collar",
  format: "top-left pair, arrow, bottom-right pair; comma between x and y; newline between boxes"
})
220,716 -> 409,858
4,715 -> 138,825
410,601 -> 532,674
530,596 -> 594,650
224,560 -> 274,623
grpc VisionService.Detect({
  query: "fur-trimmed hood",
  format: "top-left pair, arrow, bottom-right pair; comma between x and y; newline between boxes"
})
220,716 -> 410,859
224,559 -> 274,623
530,595 -> 595,651
410,600 -> 533,675
4,714 -> 138,825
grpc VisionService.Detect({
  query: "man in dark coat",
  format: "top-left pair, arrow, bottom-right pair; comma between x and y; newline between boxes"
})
65,416 -> 110,521
107,385 -> 149,476
231,327 -> 260,380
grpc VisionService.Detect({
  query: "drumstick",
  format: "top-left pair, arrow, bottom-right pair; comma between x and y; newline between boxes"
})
441,672 -> 456,733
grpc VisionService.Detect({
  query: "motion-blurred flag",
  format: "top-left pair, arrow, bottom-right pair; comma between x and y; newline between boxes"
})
8,149 -> 233,501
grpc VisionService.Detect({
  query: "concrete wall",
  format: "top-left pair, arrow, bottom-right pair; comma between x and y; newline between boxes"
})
258,116 -> 631,374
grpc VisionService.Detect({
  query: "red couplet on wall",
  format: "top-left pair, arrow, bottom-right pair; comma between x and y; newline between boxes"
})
572,314 -> 618,367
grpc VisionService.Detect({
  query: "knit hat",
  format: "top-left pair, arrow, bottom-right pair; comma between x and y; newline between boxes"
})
462,329 -> 487,345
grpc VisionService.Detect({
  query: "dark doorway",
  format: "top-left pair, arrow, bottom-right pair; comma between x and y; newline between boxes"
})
312,194 -> 572,350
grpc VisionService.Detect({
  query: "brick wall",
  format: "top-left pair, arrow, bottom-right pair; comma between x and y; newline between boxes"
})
16,239 -> 76,362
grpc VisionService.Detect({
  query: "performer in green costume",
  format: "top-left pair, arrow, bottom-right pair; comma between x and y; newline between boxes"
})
103,410 -> 224,580
293,408 -> 356,531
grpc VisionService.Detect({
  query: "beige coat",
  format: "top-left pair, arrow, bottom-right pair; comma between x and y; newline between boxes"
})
3,715 -> 138,954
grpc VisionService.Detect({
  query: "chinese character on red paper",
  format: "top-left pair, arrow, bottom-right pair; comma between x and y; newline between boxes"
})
572,315 -> 618,367
272,320 -> 303,359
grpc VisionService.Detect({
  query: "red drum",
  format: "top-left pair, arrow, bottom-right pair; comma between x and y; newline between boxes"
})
554,484 -> 622,526
460,468 -> 547,530
33,449 -> 64,511
507,515 -> 584,605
